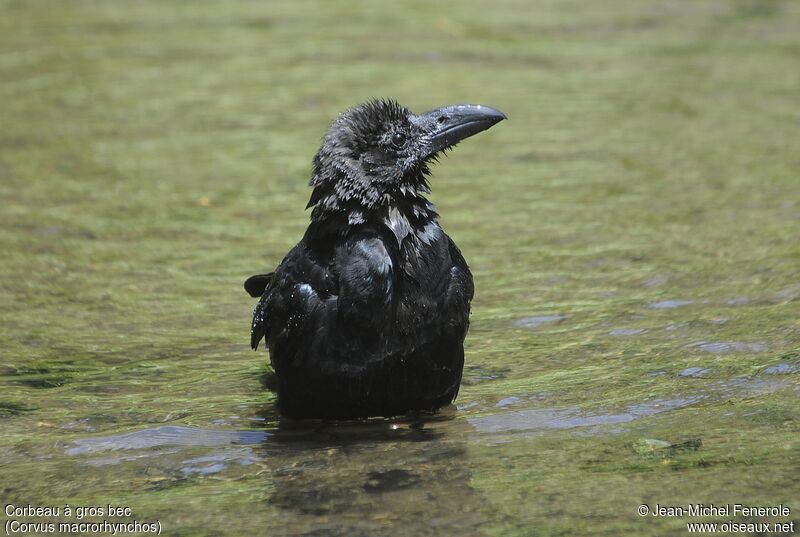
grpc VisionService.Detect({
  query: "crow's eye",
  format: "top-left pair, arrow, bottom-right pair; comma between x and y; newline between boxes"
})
390,132 -> 406,149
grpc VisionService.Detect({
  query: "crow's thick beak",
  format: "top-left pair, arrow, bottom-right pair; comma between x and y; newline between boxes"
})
420,104 -> 506,155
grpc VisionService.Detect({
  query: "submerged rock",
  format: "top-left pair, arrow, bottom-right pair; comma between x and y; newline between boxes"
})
469,396 -> 704,435
726,296 -> 751,305
513,314 -> 567,329
609,328 -> 647,336
689,341 -> 768,354
495,397 -> 522,408
633,438 -> 702,456
181,462 -> 227,475
65,425 -> 269,455
632,438 -> 671,455
761,363 -> 800,375
647,299 -> 694,309
774,285 -> 800,302
678,367 -> 713,378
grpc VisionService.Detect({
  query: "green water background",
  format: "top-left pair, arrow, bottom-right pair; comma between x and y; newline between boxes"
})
1,1 -> 798,535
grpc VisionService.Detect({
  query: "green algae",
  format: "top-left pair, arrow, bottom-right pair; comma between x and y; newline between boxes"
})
1,1 -> 799,535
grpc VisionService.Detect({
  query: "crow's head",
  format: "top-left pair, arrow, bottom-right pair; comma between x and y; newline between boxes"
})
307,99 -> 505,224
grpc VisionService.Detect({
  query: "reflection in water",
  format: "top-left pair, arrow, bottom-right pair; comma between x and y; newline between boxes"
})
59,372 -> 794,535
258,412 -> 489,536
64,411 -> 491,536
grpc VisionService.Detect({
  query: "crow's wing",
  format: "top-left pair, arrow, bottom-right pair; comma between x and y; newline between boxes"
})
443,234 -> 474,332
399,225 -> 473,340
334,229 -> 398,327
248,229 -> 401,370
247,240 -> 336,355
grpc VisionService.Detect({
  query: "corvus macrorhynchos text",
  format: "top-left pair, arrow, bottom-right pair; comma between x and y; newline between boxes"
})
245,99 -> 506,419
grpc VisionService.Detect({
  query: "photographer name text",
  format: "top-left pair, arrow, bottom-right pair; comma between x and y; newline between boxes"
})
648,504 -> 790,518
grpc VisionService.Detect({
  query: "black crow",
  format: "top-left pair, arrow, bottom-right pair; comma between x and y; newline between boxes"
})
245,99 -> 505,419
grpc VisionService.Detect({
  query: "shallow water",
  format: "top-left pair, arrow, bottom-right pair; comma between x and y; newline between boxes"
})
2,1 -> 799,535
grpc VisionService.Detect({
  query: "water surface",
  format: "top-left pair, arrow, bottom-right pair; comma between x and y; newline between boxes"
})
1,1 -> 799,535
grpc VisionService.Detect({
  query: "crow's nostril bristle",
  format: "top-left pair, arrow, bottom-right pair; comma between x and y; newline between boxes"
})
437,115 -> 449,124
